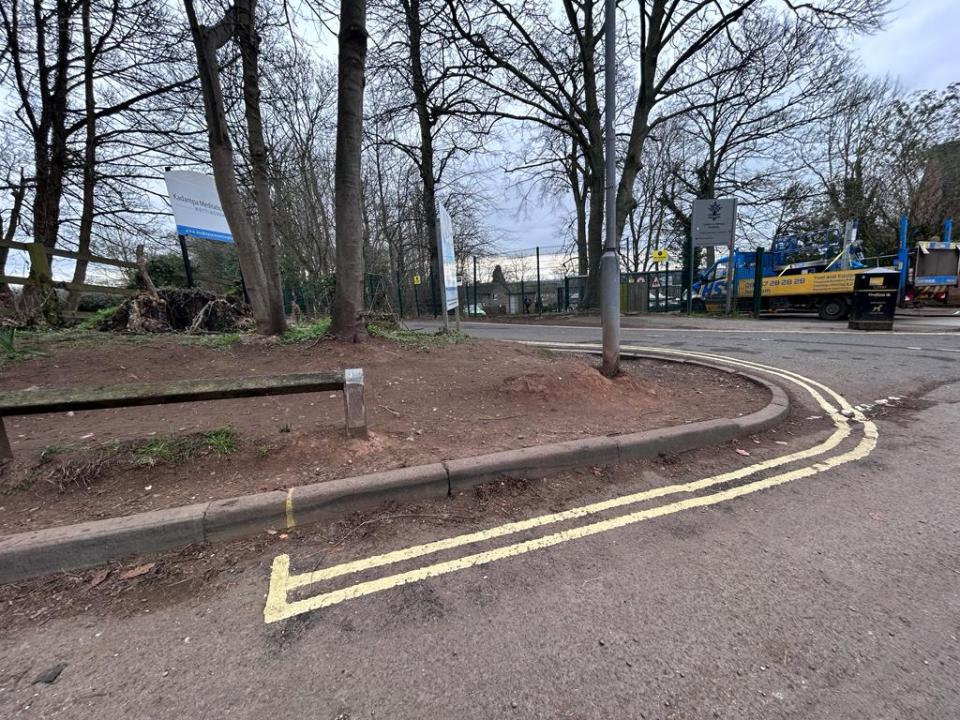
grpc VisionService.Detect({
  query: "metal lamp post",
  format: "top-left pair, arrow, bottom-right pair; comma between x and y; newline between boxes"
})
599,0 -> 620,376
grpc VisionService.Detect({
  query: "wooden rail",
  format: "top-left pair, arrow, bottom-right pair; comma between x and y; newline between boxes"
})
0,240 -> 139,303
0,370 -> 368,459
0,239 -> 138,270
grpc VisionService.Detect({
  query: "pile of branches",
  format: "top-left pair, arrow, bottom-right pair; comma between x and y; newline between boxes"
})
99,287 -> 253,333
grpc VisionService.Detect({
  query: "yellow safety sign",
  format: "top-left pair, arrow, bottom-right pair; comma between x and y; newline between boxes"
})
413,274 -> 422,285
651,249 -> 669,263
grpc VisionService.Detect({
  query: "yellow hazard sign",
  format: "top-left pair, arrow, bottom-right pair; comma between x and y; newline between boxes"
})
413,274 -> 422,285
651,249 -> 668,263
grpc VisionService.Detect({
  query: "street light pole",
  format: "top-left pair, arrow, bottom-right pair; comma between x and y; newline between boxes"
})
599,0 -> 620,376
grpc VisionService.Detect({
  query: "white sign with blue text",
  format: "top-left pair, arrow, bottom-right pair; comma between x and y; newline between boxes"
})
437,202 -> 459,310
163,170 -> 233,244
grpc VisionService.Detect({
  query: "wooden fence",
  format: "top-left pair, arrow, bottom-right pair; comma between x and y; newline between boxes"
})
0,239 -> 138,318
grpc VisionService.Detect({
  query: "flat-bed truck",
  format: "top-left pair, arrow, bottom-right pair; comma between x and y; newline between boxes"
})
692,225 -> 894,321
693,218 -> 959,319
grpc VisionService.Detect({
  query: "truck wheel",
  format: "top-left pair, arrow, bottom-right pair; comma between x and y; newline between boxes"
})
691,298 -> 707,314
817,297 -> 849,321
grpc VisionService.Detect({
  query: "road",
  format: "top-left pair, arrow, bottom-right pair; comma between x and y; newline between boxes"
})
3,316 -> 960,719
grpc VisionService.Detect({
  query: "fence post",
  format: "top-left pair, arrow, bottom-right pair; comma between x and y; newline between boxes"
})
520,279 -> 525,312
430,272 -> 438,317
473,255 -> 478,314
665,260 -> 670,311
178,234 -> 195,288
536,247 -> 542,314
564,276 -> 570,310
752,247 -> 765,319
395,270 -> 404,318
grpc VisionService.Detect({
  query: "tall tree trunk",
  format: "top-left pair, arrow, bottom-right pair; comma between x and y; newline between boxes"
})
184,0 -> 274,334
582,160 -> 605,308
402,0 -> 441,315
567,139 -> 588,276
574,188 -> 588,277
576,0 -> 604,308
330,0 -> 368,340
67,0 -> 96,313
32,0 -> 74,251
236,0 -> 286,334
613,0 -> 664,246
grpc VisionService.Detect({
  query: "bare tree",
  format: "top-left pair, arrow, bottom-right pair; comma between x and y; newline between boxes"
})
369,0 -> 496,314
445,0 -> 886,306
658,10 -> 846,262
184,0 -> 286,334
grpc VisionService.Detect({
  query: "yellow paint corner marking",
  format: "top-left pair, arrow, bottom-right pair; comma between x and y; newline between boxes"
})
264,554 -> 291,623
263,347 -> 879,624
263,419 -> 876,624
285,488 -> 295,529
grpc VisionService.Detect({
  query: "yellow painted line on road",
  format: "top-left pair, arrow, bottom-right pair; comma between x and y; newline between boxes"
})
285,488 -> 296,529
265,420 -> 876,622
280,352 -> 845,589
263,348 -> 877,623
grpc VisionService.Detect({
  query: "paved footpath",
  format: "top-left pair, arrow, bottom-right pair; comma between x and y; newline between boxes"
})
2,317 -> 959,719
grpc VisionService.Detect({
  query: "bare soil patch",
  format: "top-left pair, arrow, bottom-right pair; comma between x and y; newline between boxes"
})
0,331 -> 768,533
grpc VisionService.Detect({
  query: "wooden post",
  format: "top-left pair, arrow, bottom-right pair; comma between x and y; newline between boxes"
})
342,368 -> 368,439
0,418 -> 11,461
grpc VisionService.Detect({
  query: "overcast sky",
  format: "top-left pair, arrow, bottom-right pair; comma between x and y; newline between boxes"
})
856,0 -> 959,91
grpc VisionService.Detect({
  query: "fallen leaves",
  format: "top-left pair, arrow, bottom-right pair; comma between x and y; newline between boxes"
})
119,563 -> 155,580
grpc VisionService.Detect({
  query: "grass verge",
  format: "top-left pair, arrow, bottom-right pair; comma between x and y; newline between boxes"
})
2,427 -> 242,494
280,317 -> 331,344
368,323 -> 467,350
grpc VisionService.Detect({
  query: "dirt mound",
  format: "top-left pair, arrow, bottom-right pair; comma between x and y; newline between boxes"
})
99,287 -> 253,333
499,360 -> 651,399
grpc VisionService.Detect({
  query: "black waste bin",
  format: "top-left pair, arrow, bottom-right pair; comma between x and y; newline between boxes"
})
848,267 -> 899,331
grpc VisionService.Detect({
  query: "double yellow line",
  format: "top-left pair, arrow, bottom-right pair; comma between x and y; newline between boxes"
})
264,347 -> 876,623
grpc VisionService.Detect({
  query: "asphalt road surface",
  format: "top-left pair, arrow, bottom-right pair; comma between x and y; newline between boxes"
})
3,316 -> 960,719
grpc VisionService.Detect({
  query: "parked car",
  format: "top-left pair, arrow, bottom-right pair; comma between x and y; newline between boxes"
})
463,304 -> 486,316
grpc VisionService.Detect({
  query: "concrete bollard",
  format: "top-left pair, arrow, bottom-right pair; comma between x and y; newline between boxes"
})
343,368 -> 368,439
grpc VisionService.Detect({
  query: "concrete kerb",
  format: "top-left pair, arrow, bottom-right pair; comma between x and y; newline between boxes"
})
0,351 -> 790,585
0,503 -> 207,584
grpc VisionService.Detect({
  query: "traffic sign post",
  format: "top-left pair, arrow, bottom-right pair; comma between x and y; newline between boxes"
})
692,198 -> 738,315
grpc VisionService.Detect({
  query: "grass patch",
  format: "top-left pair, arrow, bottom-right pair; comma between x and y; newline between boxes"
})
2,427 -> 243,495
281,317 -> 331,344
75,306 -> 119,330
132,427 -> 239,466
0,325 -> 47,367
0,326 -> 15,354
367,323 -> 467,350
